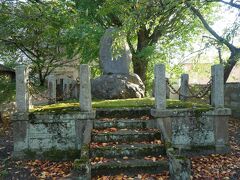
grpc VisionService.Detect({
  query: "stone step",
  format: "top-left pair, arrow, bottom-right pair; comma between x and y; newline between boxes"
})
91,130 -> 161,143
96,108 -> 151,119
94,119 -> 150,129
91,158 -> 168,176
90,143 -> 166,158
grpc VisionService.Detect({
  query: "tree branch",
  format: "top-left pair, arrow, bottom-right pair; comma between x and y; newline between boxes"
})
126,32 -> 136,54
186,2 -> 236,52
206,0 -> 240,9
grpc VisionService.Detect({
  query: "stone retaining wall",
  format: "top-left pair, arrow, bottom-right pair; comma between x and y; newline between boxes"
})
151,108 -> 231,153
225,83 -> 240,118
225,83 -> 240,107
12,111 -> 95,158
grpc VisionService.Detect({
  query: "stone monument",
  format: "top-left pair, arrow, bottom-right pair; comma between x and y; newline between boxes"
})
99,28 -> 131,75
92,28 -> 145,99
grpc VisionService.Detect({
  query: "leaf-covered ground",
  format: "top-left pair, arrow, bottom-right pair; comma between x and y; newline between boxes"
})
0,118 -> 239,179
191,118 -> 240,179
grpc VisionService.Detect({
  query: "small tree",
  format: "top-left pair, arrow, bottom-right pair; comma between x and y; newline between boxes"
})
187,1 -> 240,82
0,1 -> 79,85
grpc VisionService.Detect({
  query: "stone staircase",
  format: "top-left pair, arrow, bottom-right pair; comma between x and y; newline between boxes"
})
90,116 -> 169,177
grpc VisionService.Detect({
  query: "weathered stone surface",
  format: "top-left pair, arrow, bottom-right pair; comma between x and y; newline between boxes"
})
91,144 -> 165,158
179,74 -> 189,100
215,116 -> 230,153
91,130 -> 161,143
94,119 -> 149,129
16,65 -> 29,112
91,74 -> 145,99
167,148 -> 191,180
99,28 -> 132,75
151,108 -> 231,152
91,159 -> 168,176
211,64 -> 224,108
225,82 -> 240,113
12,111 -> 95,158
63,77 -> 71,100
154,64 -> 166,109
48,74 -> 56,104
80,65 -> 92,112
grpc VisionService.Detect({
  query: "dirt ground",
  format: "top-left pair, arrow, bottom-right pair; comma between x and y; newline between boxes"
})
0,118 -> 239,179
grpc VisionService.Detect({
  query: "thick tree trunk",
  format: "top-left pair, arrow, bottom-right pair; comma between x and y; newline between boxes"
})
224,51 -> 240,83
132,55 -> 148,84
132,27 -> 151,84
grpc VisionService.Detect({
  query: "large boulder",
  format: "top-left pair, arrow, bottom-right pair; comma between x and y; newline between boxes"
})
99,28 -> 132,75
91,74 -> 145,99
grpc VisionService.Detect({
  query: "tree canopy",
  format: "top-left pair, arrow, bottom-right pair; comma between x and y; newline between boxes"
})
0,0 -> 239,88
73,0 -> 216,87
0,0 -> 79,85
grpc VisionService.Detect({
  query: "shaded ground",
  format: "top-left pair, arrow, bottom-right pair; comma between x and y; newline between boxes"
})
0,118 -> 239,179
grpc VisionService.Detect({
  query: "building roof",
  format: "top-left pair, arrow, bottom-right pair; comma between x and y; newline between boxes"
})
0,64 -> 15,73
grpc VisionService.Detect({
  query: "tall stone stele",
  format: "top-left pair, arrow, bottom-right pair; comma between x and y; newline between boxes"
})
99,28 -> 132,75
92,28 -> 145,99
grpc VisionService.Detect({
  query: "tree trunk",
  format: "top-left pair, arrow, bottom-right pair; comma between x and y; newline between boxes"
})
38,70 -> 45,86
224,51 -> 240,83
132,27 -> 150,84
132,55 -> 148,84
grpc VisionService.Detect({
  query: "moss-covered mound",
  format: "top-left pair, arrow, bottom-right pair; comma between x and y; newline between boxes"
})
31,98 -> 212,113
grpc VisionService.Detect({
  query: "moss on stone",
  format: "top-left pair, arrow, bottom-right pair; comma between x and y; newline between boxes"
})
73,156 -> 89,171
42,147 -> 80,161
24,149 -> 37,159
30,98 -> 212,113
188,145 -> 215,152
192,107 -> 214,118
165,142 -> 172,149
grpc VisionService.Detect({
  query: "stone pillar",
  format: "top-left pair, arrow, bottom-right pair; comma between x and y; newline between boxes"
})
72,80 -> 78,99
16,65 -> 29,112
179,74 -> 189,100
63,77 -> 70,100
154,64 -> 166,109
79,64 -> 92,112
211,64 -> 224,108
48,74 -> 56,104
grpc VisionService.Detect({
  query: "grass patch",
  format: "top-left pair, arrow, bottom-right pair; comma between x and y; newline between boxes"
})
31,97 -> 212,113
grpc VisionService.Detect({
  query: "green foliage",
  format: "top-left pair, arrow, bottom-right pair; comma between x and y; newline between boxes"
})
0,1 -> 80,84
0,169 -> 8,178
0,0 -> 223,87
0,76 -> 15,104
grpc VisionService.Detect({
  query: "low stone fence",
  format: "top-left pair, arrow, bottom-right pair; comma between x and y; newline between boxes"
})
13,64 -> 94,159
153,64 -> 231,178
152,64 -> 231,151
